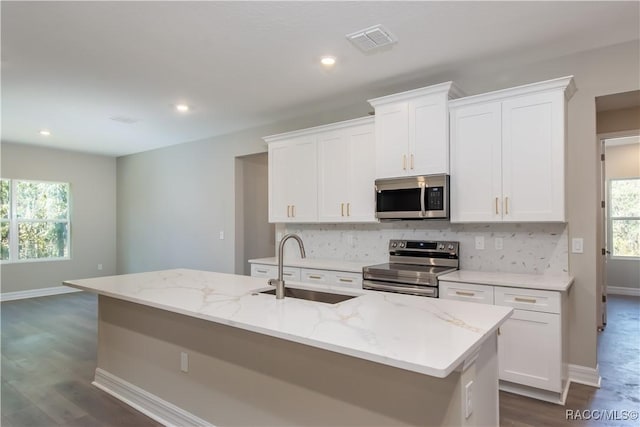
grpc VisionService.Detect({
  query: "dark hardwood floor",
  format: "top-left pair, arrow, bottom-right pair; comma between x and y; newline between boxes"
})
1,292 -> 638,426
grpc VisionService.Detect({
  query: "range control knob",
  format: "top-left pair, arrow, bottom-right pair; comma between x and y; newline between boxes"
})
399,242 -> 406,248
391,242 -> 398,248
448,244 -> 455,250
438,244 -> 444,250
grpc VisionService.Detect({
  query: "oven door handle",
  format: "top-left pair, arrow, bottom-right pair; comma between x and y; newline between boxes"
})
363,280 -> 438,297
420,184 -> 426,217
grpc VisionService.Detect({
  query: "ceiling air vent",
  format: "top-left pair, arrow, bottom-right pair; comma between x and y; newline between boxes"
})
110,116 -> 139,124
346,24 -> 397,53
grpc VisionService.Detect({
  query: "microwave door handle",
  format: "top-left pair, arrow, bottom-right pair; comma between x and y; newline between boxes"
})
420,184 -> 426,217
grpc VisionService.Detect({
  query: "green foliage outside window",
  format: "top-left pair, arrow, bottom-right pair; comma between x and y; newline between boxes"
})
1,179 -> 70,262
610,178 -> 640,258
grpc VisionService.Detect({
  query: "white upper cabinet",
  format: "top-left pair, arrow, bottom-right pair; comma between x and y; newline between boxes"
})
265,117 -> 376,224
267,136 -> 318,223
449,76 -> 576,223
368,82 -> 463,179
318,119 -> 375,222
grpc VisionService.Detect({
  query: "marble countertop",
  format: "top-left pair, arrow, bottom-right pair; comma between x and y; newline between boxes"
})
439,270 -> 574,292
248,257 -> 371,273
64,269 -> 512,378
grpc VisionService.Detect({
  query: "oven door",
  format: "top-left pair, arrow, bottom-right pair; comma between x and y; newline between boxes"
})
363,279 -> 438,298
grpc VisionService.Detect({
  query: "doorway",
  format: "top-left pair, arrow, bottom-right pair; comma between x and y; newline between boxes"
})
234,153 -> 275,275
595,90 -> 640,330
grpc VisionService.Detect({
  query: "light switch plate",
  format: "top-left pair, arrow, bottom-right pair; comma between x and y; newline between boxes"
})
494,238 -> 503,250
572,238 -> 584,254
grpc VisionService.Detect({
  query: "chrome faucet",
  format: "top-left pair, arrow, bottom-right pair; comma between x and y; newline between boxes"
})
269,233 -> 306,299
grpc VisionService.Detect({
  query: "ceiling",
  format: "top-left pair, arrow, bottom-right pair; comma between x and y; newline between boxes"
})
2,1 -> 639,157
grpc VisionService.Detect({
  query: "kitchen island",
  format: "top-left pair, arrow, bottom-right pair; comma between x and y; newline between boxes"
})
64,269 -> 512,426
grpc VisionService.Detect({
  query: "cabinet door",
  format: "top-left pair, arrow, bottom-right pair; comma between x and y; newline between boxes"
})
410,93 -> 449,174
498,309 -> 562,392
318,123 -> 376,223
318,131 -> 349,222
502,91 -> 565,222
269,137 -> 317,223
374,102 -> 409,179
345,124 -> 376,222
450,102 -> 502,222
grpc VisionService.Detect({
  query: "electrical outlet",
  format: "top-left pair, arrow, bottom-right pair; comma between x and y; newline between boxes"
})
465,380 -> 473,418
97,264 -> 103,271
180,352 -> 189,373
494,238 -> 503,250
219,231 -> 224,240
475,236 -> 485,250
572,238 -> 584,254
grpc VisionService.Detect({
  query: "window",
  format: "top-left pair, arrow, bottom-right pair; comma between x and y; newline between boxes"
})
0,179 -> 70,262
609,178 -> 640,258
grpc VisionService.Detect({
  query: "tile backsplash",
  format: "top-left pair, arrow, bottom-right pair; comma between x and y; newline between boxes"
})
279,221 -> 568,274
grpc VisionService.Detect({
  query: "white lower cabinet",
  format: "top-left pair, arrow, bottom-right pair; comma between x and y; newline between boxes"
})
251,264 -> 362,290
439,280 -> 567,403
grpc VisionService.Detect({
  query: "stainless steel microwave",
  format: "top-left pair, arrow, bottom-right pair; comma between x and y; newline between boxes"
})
375,174 -> 449,220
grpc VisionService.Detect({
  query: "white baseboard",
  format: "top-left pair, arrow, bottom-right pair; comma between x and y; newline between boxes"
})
0,285 -> 82,302
93,368 -> 212,427
607,286 -> 640,297
500,379 -> 570,405
568,363 -> 602,388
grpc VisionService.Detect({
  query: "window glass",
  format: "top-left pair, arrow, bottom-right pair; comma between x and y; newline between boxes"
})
610,178 -> 640,258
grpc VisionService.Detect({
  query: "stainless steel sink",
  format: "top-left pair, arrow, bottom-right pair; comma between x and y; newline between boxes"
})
259,288 -> 358,304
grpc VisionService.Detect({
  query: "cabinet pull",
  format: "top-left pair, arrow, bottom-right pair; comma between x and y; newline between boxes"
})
497,328 -> 501,336
341,203 -> 345,217
309,275 -> 322,279
347,203 -> 351,217
257,269 -> 268,274
410,154 -> 414,170
402,154 -> 407,170
495,197 -> 499,215
284,272 -> 293,277
292,205 -> 295,217
339,278 -> 353,283
455,291 -> 475,297
505,197 -> 509,215
514,297 -> 537,304
287,205 -> 291,218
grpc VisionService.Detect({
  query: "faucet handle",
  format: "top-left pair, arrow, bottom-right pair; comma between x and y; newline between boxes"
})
268,278 -> 283,287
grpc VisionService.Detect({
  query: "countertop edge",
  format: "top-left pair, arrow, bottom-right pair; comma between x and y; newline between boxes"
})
438,270 -> 575,292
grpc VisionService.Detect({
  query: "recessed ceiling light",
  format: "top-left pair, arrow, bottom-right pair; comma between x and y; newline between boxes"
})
39,129 -> 51,136
320,56 -> 336,67
175,104 -> 190,113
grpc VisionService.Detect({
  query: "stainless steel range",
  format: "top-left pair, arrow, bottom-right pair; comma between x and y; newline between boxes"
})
362,240 -> 459,298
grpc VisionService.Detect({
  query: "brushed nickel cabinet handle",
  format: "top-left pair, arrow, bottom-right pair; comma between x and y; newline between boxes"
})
284,272 -> 293,277
410,154 -> 414,170
347,203 -> 351,217
309,275 -> 322,279
456,291 -> 475,297
257,269 -> 268,274
505,197 -> 509,215
495,197 -> 499,215
402,154 -> 407,170
339,278 -> 353,283
341,203 -> 344,217
514,297 -> 537,304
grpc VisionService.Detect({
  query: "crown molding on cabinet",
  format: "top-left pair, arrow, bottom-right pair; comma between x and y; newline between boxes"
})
368,81 -> 465,107
449,75 -> 576,109
263,116 -> 374,144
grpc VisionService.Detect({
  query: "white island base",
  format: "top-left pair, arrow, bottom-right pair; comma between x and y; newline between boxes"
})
94,295 -> 499,426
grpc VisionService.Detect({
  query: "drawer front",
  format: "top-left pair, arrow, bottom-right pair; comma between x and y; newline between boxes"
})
301,268 -> 332,285
331,271 -> 363,289
251,264 -> 276,278
251,264 -> 300,281
494,286 -> 560,314
439,281 -> 494,304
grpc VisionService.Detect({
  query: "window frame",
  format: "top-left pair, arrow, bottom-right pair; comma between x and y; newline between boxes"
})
1,178 -> 72,264
607,177 -> 640,260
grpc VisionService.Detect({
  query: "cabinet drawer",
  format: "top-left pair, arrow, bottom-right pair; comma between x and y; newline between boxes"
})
439,281 -> 494,304
251,264 -> 300,281
494,287 -> 560,314
331,271 -> 363,289
301,268 -> 332,285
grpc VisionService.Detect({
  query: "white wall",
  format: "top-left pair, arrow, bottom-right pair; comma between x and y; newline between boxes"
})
0,143 -> 117,293
116,40 -> 639,372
